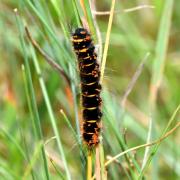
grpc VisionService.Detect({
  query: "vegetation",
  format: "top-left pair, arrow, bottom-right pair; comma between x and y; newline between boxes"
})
0,0 -> 179,179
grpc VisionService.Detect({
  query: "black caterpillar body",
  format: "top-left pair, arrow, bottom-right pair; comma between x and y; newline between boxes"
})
72,28 -> 102,147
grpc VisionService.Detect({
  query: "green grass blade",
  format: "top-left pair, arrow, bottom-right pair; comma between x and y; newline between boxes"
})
23,141 -> 43,179
139,104 -> 180,179
72,0 -> 82,27
148,0 -> 174,178
25,0 -> 72,62
150,0 -> 174,103
0,128 -> 26,159
50,0 -> 69,39
30,45 -> 71,180
15,10 -> 50,180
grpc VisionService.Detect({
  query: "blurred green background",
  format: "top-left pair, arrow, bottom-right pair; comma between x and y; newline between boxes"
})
0,0 -> 179,179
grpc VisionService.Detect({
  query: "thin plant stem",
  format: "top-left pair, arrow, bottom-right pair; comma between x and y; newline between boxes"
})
91,118 -> 180,180
25,27 -> 71,86
90,0 -> 103,63
80,0 -> 88,23
105,122 -> 180,167
139,104 -> 180,178
93,5 -> 154,15
100,0 -> 116,83
141,114 -> 153,170
95,146 -> 101,180
121,52 -> 150,108
87,151 -> 92,180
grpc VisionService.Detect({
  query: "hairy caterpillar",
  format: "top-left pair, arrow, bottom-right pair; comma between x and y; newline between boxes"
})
72,28 -> 102,147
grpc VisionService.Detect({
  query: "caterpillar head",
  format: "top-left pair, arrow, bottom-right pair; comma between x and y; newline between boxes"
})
73,28 -> 89,39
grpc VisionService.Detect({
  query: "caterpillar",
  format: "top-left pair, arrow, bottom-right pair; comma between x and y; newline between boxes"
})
72,28 -> 102,147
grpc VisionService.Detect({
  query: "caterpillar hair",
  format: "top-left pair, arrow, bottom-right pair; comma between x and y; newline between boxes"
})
72,28 -> 102,147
